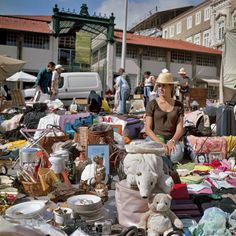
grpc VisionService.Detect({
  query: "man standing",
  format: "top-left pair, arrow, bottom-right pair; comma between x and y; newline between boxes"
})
51,64 -> 64,100
35,61 -> 55,98
178,67 -> 191,110
116,68 -> 130,114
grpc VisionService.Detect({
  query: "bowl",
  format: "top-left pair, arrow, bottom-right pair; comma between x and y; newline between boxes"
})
67,194 -> 102,213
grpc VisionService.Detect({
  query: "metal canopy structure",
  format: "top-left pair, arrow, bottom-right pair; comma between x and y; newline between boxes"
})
52,3 -> 115,43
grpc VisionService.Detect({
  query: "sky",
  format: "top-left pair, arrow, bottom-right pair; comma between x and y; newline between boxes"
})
0,0 -> 202,29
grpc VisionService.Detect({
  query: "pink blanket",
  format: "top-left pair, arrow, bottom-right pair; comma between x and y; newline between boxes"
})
187,135 -> 227,159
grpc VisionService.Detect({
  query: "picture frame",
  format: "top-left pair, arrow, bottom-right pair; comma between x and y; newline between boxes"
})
87,144 -> 110,176
195,153 -> 208,164
208,152 -> 223,163
110,124 -> 123,135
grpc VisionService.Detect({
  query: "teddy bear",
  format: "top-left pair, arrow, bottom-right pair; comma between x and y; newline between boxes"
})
139,193 -> 183,236
124,153 -> 173,198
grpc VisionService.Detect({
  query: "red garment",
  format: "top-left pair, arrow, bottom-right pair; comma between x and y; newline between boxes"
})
171,183 -> 189,200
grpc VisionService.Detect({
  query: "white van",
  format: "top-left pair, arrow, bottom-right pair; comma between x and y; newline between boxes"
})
23,72 -> 103,105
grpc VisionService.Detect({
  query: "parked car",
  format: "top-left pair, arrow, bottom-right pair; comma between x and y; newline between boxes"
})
23,72 -> 103,105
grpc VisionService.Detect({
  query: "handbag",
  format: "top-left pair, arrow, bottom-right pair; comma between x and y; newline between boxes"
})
39,125 -> 70,154
115,180 -> 150,227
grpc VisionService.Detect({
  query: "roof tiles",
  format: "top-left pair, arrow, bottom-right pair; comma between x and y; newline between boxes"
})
114,31 -> 222,55
0,16 -> 51,33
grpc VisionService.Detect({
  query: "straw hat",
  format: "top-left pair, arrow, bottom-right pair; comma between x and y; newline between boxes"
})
156,72 -> 178,84
178,67 -> 186,75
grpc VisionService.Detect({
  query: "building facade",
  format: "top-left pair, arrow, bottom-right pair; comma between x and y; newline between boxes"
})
129,6 -> 193,33
0,16 -> 58,74
210,0 -> 236,49
162,1 -> 212,47
161,0 -> 236,50
91,31 -> 222,99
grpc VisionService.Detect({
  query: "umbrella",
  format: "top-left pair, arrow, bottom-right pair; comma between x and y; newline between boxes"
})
0,55 -> 26,83
6,71 -> 36,82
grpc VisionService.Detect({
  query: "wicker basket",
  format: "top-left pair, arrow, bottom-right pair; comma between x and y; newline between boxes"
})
39,134 -> 70,154
21,181 -> 48,196
79,126 -> 89,147
88,124 -> 114,144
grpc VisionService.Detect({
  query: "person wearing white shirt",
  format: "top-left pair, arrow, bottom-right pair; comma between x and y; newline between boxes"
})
51,64 -> 64,100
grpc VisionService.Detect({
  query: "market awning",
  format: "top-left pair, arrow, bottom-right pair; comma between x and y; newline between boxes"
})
200,78 -> 220,86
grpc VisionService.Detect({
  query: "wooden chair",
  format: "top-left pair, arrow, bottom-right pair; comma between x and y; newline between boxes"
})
11,89 -> 26,108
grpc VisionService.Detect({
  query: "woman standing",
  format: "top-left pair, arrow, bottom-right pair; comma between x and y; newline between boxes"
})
145,72 -> 184,166
143,71 -> 155,107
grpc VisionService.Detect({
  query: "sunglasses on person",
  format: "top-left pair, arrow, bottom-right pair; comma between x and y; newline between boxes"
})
156,84 -> 169,88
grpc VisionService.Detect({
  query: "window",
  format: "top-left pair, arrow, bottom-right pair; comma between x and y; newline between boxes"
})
195,11 -> 201,25
233,14 -> 236,28
6,32 -> 17,46
194,33 -> 201,45
143,47 -> 165,61
163,29 -> 168,38
187,16 -> 192,29
196,54 -> 217,67
204,7 -> 210,21
203,30 -> 210,47
171,50 -> 192,64
126,47 -> 138,59
92,50 -> 98,64
116,44 -> 122,57
100,45 -> 107,60
218,20 -> 225,40
23,32 -> 49,49
169,25 -> 174,38
58,48 -> 75,65
186,36 -> 193,43
59,36 -> 75,48
176,22 -> 182,34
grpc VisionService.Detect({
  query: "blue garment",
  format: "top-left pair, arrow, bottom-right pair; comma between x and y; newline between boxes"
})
144,85 -> 153,107
120,88 -> 129,114
35,68 -> 53,93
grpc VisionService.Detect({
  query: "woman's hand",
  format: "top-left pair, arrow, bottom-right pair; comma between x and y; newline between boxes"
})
162,143 -> 169,155
167,139 -> 176,155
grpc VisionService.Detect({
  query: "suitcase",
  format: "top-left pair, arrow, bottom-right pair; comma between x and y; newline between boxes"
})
216,105 -> 236,136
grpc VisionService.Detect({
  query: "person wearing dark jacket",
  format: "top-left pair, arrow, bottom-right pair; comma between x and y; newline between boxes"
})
88,90 -> 102,113
35,62 -> 55,94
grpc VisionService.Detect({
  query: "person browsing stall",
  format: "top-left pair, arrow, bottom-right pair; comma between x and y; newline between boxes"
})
35,61 -> 55,95
116,68 -> 130,114
145,72 -> 184,165
178,67 -> 191,110
88,90 -> 102,113
143,71 -> 155,107
51,64 -> 64,100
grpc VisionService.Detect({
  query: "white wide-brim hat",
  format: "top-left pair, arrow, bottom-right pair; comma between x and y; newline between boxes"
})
55,64 -> 64,70
156,72 -> 178,85
178,67 -> 186,75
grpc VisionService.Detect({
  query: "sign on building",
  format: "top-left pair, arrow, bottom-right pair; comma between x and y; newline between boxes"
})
75,32 -> 91,64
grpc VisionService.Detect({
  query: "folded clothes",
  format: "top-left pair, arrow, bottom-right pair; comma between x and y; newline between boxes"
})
194,165 -> 213,172
207,178 -> 234,189
187,183 -> 213,194
180,175 -> 203,184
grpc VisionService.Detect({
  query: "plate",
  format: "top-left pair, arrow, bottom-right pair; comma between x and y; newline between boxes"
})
5,201 -> 46,219
67,194 -> 102,213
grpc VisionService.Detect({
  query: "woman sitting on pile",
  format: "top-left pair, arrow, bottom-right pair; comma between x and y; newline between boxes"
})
145,71 -> 184,167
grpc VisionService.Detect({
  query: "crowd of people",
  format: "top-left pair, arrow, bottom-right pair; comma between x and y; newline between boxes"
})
114,66 -> 192,114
